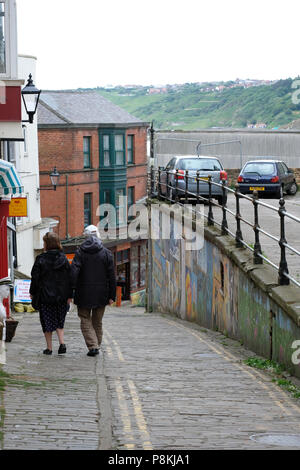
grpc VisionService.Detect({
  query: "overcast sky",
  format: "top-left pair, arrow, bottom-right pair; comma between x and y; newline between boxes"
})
17,0 -> 300,90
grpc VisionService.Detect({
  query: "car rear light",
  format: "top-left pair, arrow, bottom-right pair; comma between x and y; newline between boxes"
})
220,170 -> 228,181
237,176 -> 244,183
176,170 -> 185,180
271,176 -> 279,183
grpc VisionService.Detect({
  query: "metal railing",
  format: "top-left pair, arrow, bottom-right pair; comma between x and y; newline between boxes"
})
147,167 -> 300,288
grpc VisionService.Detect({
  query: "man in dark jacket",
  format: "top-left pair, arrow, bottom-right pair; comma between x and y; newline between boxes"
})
71,225 -> 116,357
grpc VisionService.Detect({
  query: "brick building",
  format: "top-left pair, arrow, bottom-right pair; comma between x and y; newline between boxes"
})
38,90 -> 149,301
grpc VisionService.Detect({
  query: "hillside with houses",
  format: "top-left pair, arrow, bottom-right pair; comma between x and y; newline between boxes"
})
82,78 -> 300,130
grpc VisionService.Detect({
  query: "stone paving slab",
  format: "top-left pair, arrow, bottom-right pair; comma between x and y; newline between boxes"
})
102,308 -> 300,450
1,309 -> 109,450
1,305 -> 300,450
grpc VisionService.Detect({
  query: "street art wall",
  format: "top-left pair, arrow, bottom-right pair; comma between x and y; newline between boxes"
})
148,203 -> 300,379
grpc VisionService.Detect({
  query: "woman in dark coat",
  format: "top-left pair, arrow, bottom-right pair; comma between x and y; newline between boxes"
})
30,232 -> 72,355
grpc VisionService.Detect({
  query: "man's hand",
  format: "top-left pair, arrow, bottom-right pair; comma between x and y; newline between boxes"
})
108,299 -> 114,306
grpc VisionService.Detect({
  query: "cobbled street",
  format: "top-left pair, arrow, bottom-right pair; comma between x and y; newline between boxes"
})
1,305 -> 300,450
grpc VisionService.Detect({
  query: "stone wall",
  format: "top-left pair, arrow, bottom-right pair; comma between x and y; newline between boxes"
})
147,202 -> 300,378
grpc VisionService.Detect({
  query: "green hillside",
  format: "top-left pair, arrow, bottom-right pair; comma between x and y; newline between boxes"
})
84,79 -> 300,130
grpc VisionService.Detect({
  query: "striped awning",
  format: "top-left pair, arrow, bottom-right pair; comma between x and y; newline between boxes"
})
0,160 -> 23,196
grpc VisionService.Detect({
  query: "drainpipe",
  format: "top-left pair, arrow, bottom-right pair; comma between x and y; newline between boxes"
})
65,174 -> 69,239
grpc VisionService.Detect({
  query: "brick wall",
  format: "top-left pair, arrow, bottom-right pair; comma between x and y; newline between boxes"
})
38,126 -> 149,239
38,128 -> 100,239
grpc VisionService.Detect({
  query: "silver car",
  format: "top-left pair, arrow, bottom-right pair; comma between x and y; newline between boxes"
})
159,155 -> 228,204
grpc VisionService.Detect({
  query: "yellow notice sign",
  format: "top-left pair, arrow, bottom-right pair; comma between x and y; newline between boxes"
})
9,197 -> 28,217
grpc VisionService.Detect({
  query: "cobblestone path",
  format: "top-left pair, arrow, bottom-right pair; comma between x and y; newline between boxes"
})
1,305 -> 300,449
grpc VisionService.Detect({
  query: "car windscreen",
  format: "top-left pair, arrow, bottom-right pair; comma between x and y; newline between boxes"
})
243,163 -> 275,176
178,159 -> 222,171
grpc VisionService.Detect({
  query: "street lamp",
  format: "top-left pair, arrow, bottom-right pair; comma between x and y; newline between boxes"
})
21,74 -> 41,124
37,167 -> 60,193
50,167 -> 60,191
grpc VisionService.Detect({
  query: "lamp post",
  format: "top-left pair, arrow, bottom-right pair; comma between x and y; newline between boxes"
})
38,167 -> 60,192
49,167 -> 60,191
21,74 -> 41,124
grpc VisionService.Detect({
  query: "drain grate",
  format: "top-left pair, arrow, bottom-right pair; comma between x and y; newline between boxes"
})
250,434 -> 300,447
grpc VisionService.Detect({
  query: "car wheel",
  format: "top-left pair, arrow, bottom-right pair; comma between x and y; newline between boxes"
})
287,181 -> 298,196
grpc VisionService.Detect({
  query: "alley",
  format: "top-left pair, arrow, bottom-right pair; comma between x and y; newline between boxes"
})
1,305 -> 300,450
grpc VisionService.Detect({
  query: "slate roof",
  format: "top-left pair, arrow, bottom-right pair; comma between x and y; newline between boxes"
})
38,90 -> 146,127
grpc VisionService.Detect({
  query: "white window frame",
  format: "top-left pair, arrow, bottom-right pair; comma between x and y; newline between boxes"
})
0,0 -> 18,79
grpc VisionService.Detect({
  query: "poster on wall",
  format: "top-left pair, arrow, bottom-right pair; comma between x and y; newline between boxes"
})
14,279 -> 31,303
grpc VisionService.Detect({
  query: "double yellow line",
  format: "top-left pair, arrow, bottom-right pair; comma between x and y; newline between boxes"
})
103,331 -> 153,450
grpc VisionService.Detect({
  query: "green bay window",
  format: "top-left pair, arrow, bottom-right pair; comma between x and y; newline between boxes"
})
115,134 -> 125,165
99,130 -> 126,168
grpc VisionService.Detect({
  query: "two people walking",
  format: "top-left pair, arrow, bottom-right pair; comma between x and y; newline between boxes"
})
29,225 -> 116,356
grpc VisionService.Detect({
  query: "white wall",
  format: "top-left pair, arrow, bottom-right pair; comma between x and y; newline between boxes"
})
15,54 -> 42,276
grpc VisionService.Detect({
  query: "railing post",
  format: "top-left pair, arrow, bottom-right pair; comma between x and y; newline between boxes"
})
185,170 -> 189,204
196,170 -> 200,205
208,175 -> 214,226
175,169 -> 179,202
252,190 -> 263,264
166,169 -> 170,201
235,184 -> 243,247
221,179 -> 228,235
150,166 -> 155,197
278,197 -> 289,285
158,168 -> 162,199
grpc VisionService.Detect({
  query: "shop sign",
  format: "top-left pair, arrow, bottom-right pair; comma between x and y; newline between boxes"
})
9,197 -> 27,217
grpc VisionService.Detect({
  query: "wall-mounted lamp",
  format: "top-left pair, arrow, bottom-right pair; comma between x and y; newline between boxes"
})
37,167 -> 60,193
21,74 -> 41,124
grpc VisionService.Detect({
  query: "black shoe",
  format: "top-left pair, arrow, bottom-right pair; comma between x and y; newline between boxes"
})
87,348 -> 99,357
43,349 -> 52,355
58,344 -> 66,354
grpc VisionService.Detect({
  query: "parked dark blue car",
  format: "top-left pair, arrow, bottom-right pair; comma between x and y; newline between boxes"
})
237,160 -> 298,197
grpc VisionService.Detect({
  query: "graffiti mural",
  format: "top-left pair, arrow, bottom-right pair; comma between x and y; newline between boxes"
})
148,203 -> 300,379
